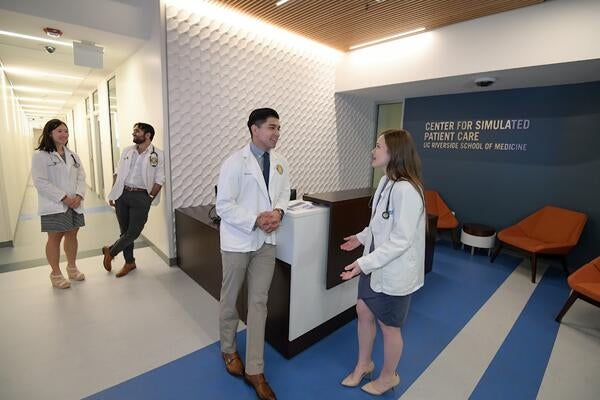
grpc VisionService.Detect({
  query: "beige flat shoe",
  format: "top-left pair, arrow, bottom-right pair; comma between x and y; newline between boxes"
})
361,373 -> 400,395
50,272 -> 71,289
341,361 -> 375,387
66,265 -> 85,281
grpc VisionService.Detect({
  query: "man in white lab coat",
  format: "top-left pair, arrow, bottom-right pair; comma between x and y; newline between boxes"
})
102,122 -> 165,277
216,108 -> 290,400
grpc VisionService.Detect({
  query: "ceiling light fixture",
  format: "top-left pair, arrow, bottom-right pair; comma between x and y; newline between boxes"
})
349,27 -> 426,50
0,30 -> 72,47
12,85 -> 71,95
21,104 -> 62,110
3,66 -> 81,80
15,97 -> 65,104
275,0 -> 290,5
24,111 -> 62,115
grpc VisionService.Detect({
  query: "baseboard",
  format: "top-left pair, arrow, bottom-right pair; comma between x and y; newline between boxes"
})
0,240 -> 13,248
0,242 -> 150,274
140,234 -> 177,266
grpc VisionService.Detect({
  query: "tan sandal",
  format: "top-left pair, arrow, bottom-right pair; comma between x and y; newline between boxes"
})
50,272 -> 71,289
66,265 -> 85,281
341,361 -> 375,387
361,373 -> 400,396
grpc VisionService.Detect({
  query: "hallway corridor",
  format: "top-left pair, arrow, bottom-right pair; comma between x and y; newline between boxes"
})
0,181 -> 147,273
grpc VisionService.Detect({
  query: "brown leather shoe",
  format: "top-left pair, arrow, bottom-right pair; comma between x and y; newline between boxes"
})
102,246 -> 113,271
116,262 -> 136,278
222,352 -> 244,377
244,373 -> 276,400
115,263 -> 137,278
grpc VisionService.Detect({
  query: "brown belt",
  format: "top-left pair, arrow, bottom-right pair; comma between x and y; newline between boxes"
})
124,186 -> 146,192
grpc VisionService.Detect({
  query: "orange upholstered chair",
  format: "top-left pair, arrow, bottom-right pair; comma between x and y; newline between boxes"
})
490,206 -> 587,283
555,256 -> 600,322
425,190 -> 459,248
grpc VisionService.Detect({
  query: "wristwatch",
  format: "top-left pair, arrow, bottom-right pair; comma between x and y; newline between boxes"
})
275,208 -> 285,220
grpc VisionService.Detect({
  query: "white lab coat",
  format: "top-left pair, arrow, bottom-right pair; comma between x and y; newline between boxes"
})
31,148 -> 86,216
216,144 -> 290,252
108,144 -> 166,205
355,177 -> 426,296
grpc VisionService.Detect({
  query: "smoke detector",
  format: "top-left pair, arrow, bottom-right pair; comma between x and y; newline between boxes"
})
43,27 -> 63,38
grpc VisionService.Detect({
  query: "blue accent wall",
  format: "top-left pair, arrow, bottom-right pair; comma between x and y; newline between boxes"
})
403,81 -> 600,267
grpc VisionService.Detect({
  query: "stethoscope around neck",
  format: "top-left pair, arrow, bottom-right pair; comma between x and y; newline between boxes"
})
49,152 -> 80,168
125,145 -> 158,167
368,179 -> 397,220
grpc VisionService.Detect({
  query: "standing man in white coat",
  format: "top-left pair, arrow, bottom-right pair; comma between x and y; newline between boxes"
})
102,122 -> 165,277
217,108 -> 290,400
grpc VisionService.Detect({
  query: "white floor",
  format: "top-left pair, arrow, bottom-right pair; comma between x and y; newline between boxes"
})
0,247 -> 232,400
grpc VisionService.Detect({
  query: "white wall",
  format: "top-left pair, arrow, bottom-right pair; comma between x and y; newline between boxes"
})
112,0 -> 172,260
165,0 -> 376,210
0,68 -> 33,243
336,0 -> 600,92
67,0 -> 173,260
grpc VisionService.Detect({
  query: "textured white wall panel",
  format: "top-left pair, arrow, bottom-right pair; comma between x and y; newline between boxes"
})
166,3 -> 375,208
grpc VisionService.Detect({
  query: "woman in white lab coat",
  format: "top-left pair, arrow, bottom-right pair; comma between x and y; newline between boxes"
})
31,119 -> 86,289
340,129 -> 426,395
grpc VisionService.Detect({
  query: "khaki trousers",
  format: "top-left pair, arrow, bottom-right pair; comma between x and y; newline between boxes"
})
219,243 -> 275,375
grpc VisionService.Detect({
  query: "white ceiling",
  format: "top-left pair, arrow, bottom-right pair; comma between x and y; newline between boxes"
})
0,0 -> 153,40
0,8 -> 145,120
342,58 -> 600,103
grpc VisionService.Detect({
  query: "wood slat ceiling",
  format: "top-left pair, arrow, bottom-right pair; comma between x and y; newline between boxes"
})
208,0 -> 544,51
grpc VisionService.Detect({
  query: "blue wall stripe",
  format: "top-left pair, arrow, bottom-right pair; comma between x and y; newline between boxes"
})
86,243 -> 519,400
470,267 -> 570,400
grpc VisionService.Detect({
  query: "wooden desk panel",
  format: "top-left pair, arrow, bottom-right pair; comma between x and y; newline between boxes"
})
304,189 -> 373,289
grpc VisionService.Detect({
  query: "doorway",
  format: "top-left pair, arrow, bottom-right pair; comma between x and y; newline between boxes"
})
373,102 -> 404,187
85,97 -> 96,193
92,90 -> 104,198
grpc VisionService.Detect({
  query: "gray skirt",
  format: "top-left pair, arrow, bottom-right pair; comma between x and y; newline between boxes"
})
41,208 -> 85,232
358,272 -> 411,328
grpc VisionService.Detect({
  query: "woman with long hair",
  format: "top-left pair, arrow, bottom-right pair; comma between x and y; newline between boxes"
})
340,129 -> 426,395
31,119 -> 86,289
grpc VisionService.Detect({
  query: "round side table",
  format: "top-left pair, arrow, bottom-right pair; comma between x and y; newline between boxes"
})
461,223 -> 496,256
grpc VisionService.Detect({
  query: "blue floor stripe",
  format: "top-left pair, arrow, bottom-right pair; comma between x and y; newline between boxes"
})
86,242 -> 520,400
470,267 -> 570,400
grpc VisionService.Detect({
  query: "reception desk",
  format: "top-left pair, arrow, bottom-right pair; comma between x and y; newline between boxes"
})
175,190 -> 437,358
175,203 -> 357,358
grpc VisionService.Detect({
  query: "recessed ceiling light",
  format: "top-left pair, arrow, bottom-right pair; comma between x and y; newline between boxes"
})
349,27 -> 426,50
0,30 -> 72,47
12,86 -> 71,95
3,66 -> 81,80
275,0 -> 290,6
21,104 -> 62,110
15,97 -> 65,104
25,111 -> 62,115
